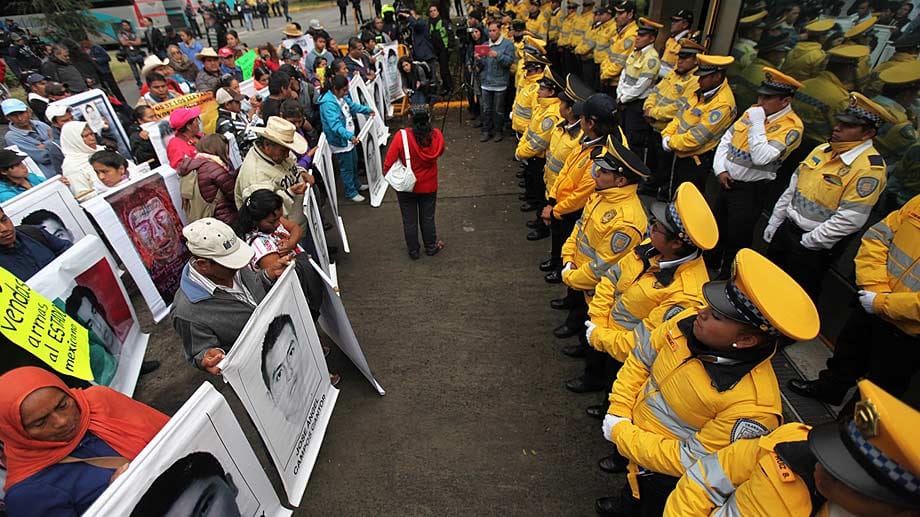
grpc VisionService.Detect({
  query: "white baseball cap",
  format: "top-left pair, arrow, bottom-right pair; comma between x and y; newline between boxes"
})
45,104 -> 70,122
182,218 -> 253,269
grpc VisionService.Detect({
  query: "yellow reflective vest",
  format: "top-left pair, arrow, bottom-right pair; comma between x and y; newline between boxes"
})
781,41 -> 826,81
544,120 -> 583,197
550,137 -> 604,218
526,13 -> 548,41
558,10 -> 577,47
592,18 -> 618,65
659,35 -> 682,77
608,309 -> 783,498
587,246 -> 710,363
601,22 -> 638,85
570,11 -> 594,52
662,80 -> 737,158
548,7 -> 563,43
855,194 -> 920,336
644,66 -> 699,131
515,96 -> 562,159
561,184 -> 647,292
663,423 -> 816,516
792,71 -> 850,145
512,73 -> 542,133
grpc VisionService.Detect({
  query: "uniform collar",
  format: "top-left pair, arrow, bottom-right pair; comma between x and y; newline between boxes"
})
678,316 -> 777,392
658,249 -> 700,270
596,182 -> 638,200
836,139 -> 874,165
766,104 -> 792,123
582,134 -> 605,148
697,80 -> 726,101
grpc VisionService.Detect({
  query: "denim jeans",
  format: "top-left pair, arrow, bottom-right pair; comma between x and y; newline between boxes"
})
480,88 -> 507,136
335,148 -> 360,198
243,13 -> 254,30
126,54 -> 145,86
396,191 -> 437,252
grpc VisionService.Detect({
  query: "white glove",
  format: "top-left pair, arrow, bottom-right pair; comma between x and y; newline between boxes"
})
562,262 -> 574,274
585,320 -> 597,343
662,136 -> 671,152
763,224 -> 778,243
747,105 -> 766,125
799,233 -> 822,251
858,290 -> 877,314
602,414 -> 630,441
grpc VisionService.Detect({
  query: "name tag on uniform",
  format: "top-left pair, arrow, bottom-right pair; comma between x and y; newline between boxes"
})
771,452 -> 797,483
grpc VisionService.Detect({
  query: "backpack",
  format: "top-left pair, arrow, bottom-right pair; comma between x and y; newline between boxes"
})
179,162 -> 223,222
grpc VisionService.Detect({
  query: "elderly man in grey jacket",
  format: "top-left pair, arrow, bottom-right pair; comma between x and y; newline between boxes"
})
476,21 -> 515,142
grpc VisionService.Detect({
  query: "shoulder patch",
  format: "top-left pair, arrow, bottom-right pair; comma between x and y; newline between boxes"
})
610,231 -> 633,254
647,58 -> 658,70
785,130 -> 800,146
623,38 -> 633,50
601,208 -> 617,223
663,305 -> 685,322
868,154 -> 885,168
766,124 -> 781,133
731,418 -> 770,443
708,110 -> 723,124
856,176 -> 880,198
541,117 -> 554,131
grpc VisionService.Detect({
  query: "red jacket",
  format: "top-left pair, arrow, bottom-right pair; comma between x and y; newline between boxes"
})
383,128 -> 445,194
177,153 -> 239,225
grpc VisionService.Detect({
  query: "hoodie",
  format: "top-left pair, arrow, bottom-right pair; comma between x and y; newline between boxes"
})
382,127 -> 445,193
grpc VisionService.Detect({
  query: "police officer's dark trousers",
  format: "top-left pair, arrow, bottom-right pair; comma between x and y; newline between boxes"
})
705,178 -> 771,279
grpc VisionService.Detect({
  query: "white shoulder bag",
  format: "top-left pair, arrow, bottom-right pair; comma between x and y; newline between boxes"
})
385,129 -> 417,192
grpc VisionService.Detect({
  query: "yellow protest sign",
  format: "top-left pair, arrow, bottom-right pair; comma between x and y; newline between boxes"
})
0,267 -> 92,381
151,92 -> 219,134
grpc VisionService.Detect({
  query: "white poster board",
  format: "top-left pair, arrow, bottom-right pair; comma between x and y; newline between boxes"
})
82,170 -> 191,322
281,33 -> 315,54
219,265 -> 338,506
348,75 -> 388,142
358,122 -> 388,208
369,75 -> 390,122
380,41 -> 403,103
303,186 -> 336,287
309,258 -> 385,395
313,134 -> 350,253
85,383 -> 291,517
47,89 -> 132,159
27,236 -> 149,395
1,177 -> 99,245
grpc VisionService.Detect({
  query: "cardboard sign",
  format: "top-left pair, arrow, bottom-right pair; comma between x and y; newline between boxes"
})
235,49 -> 257,80
151,91 -> 219,134
312,135 -> 350,253
1,176 -> 99,245
0,266 -> 92,381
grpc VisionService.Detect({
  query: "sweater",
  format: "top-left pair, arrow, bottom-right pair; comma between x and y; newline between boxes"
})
383,128 -> 445,193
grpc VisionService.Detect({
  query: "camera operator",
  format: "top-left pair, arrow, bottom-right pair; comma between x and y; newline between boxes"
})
398,56 -> 432,104
381,5 -> 400,41
399,9 -> 438,81
464,22 -> 485,117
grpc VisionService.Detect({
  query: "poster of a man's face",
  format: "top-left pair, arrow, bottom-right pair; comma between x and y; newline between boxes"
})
1,177 -> 98,243
383,45 -> 402,101
21,209 -> 75,243
131,452 -> 242,517
65,285 -> 119,355
261,314 -> 310,426
304,189 -> 330,274
108,174 -> 190,303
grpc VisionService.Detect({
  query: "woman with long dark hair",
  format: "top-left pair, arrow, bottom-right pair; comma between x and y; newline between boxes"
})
464,24 -> 484,118
382,105 -> 446,259
397,56 -> 431,105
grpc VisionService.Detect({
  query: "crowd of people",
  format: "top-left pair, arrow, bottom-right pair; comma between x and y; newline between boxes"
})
0,0 -> 920,514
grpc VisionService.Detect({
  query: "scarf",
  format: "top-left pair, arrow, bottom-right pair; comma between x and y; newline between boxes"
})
828,140 -> 863,155
0,367 -> 169,489
60,121 -> 102,195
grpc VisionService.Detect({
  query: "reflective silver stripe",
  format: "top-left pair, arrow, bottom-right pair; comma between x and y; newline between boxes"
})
839,200 -> 873,214
546,154 -> 566,174
888,244 -> 920,291
514,105 -> 533,118
726,143 -> 782,172
865,221 -> 894,243
578,241 -> 616,273
526,131 -> 549,150
767,140 -> 787,153
611,298 -> 642,328
622,75 -> 638,85
713,494 -> 742,517
689,125 -> 714,143
679,434 -> 714,469
791,190 -> 836,223
606,263 -> 623,284
645,391 -> 699,441
685,453 -> 736,506
631,323 -> 656,368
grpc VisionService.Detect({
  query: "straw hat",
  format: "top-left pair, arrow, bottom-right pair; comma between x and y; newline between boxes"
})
141,55 -> 170,77
283,22 -> 303,37
251,116 -> 308,154
195,47 -> 220,61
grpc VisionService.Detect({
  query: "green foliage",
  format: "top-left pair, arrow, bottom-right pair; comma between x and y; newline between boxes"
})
11,0 -> 102,42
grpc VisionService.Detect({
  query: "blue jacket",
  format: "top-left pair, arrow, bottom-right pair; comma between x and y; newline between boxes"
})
478,36 -> 515,91
0,172 -> 46,202
179,39 -> 205,67
410,18 -> 436,61
4,432 -> 119,517
4,120 -> 58,178
318,90 -> 373,149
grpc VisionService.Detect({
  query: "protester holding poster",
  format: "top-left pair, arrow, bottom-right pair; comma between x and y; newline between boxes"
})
318,75 -> 375,203
0,150 -> 48,203
0,367 -> 168,516
60,121 -> 103,199
166,107 -> 201,169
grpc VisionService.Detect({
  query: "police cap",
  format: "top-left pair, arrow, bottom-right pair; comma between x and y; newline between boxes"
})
649,182 -> 718,250
581,93 -> 617,124
591,134 -> 650,180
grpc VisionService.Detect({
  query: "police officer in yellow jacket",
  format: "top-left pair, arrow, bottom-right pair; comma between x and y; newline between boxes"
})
728,9 -> 767,79
865,30 -> 920,96
871,62 -> 920,168
569,0 -> 595,75
525,0 -> 548,40
789,194 -> 920,405
518,67 -> 563,220
573,183 -> 716,406
558,135 -> 649,371
708,68 -> 804,280
558,1 -> 579,75
546,0 -> 563,66
532,74 -> 584,243
781,18 -> 834,81
510,49 -> 547,136
541,75 -> 597,285
616,17 -> 662,158
595,248 -> 820,517
843,15 -> 877,89
658,9 -> 692,78
665,380 -> 920,516
599,0 -> 638,88
765,92 -> 895,300
661,54 -> 737,197
643,36 -> 702,198
732,32 -> 790,113
574,1 -> 610,90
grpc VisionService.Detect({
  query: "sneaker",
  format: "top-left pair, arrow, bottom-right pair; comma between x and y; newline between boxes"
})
348,194 -> 366,202
358,184 -> 369,191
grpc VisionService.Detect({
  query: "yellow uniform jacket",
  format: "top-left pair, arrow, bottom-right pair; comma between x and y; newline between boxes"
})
865,52 -> 917,96
544,120 -> 583,198
592,18 -> 619,65
733,57 -> 773,113
727,38 -> 757,78
662,80 -> 737,158
558,10 -> 577,47
547,7 -> 563,43
511,74 -> 542,133
663,423 -> 816,516
587,244 -> 709,362
871,95 -> 918,167
608,309 -> 783,496
768,140 -> 887,250
659,32 -> 687,77
570,11 -> 594,53
617,44 -> 661,104
550,137 -> 605,218
713,105 -> 804,182
855,194 -> 920,336
600,22 -> 638,84
515,97 -> 563,159
792,71 -> 850,144
782,41 -> 826,81
526,13 -> 548,41
575,18 -> 601,57
561,185 -> 647,292
644,67 -> 699,131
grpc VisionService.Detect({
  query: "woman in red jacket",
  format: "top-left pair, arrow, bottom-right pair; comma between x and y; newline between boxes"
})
383,106 -> 446,259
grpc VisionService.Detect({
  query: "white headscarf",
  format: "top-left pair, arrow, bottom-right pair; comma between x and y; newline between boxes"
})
60,121 -> 102,198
